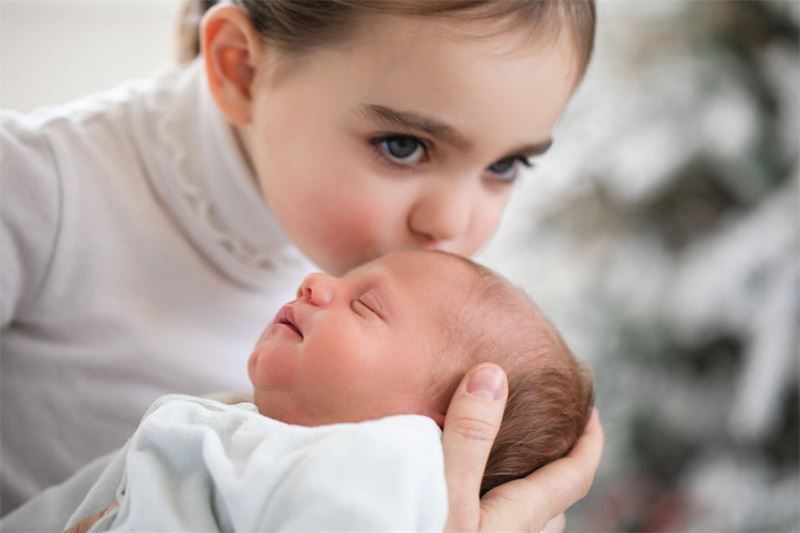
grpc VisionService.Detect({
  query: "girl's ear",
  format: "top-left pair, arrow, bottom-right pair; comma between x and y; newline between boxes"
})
201,5 -> 263,125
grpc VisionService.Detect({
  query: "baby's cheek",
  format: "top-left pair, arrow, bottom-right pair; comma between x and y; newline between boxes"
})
247,350 -> 258,384
247,344 -> 297,390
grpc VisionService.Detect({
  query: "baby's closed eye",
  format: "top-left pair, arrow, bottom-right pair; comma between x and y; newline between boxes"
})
351,298 -> 374,317
352,290 -> 386,320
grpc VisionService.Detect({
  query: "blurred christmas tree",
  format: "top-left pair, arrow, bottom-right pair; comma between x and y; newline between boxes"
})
481,1 -> 798,530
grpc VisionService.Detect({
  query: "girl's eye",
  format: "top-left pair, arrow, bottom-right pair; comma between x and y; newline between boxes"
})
489,157 -> 516,174
487,156 -> 533,183
372,135 -> 428,166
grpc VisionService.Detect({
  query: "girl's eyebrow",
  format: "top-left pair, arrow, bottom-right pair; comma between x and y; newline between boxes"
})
355,103 -> 553,156
509,138 -> 553,158
356,103 -> 472,150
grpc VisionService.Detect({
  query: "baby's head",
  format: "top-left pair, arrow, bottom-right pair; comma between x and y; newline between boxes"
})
249,250 -> 594,493
421,254 -> 595,494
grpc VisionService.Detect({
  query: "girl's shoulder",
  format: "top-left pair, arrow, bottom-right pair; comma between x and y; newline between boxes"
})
0,62 -> 202,188
1,62 -> 196,140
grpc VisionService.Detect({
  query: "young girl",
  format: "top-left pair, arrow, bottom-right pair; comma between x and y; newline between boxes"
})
0,1 -> 603,530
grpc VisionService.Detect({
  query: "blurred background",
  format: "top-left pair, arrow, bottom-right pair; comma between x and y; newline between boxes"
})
482,1 -> 799,530
1,1 -> 798,531
0,0 -> 181,112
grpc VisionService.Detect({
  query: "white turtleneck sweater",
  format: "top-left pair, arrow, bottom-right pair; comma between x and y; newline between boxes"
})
0,61 -> 314,514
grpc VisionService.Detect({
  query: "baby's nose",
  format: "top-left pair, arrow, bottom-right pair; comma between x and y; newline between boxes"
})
297,273 -> 335,306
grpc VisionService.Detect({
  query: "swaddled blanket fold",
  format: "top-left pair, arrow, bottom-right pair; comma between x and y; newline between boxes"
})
5,394 -> 447,532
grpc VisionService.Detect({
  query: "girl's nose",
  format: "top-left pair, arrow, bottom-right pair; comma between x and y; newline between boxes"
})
297,273 -> 335,306
408,185 -> 472,244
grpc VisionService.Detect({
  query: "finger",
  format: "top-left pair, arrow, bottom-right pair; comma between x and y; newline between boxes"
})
574,408 -> 603,469
480,408 -> 604,531
441,363 -> 508,532
541,513 -> 566,533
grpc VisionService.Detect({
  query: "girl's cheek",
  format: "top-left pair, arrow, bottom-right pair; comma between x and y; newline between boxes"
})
315,192 -> 397,242
468,201 -> 507,250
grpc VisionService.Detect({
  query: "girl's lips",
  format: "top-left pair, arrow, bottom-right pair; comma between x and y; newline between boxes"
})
275,304 -> 303,339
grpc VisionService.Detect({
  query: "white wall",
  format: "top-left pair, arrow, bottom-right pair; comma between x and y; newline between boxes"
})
0,0 -> 182,112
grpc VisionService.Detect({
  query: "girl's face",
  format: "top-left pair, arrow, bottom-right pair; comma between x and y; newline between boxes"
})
241,15 -> 579,275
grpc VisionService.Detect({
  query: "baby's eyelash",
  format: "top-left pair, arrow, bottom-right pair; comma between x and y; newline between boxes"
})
351,299 -> 375,318
353,290 -> 388,321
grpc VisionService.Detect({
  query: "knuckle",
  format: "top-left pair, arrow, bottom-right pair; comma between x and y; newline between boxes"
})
498,479 -> 551,532
573,466 -> 593,498
449,414 -> 498,443
523,509 -> 547,533
525,477 -> 555,508
562,463 -> 591,499
484,491 -> 531,532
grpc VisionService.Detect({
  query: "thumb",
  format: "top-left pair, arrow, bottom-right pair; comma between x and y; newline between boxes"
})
442,363 -> 508,532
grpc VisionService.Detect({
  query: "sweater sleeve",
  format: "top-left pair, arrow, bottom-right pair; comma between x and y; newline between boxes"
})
0,111 -> 62,326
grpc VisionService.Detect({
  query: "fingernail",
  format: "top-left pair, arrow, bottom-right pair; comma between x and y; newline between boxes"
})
466,365 -> 505,400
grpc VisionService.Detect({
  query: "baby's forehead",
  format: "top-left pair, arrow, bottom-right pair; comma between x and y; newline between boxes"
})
388,254 -> 497,325
396,253 -> 541,323
381,250 -> 480,288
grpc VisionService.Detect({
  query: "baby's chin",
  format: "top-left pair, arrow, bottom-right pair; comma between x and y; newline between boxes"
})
252,390 -> 323,426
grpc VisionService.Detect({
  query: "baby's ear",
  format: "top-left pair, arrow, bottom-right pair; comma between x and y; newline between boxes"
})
201,4 -> 261,125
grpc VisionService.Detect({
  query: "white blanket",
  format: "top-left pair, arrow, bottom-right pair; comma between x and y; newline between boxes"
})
3,395 -> 447,532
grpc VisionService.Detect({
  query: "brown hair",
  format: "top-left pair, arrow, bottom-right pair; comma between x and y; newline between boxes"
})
429,253 -> 595,496
178,0 -> 596,79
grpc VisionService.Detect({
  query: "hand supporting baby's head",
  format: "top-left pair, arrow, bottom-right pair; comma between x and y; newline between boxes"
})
248,250 -> 594,493
420,256 -> 595,494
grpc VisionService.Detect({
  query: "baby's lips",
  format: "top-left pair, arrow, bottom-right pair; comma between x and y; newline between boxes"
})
276,303 -> 304,338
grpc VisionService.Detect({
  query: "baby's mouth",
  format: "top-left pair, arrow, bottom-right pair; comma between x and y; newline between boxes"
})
276,305 -> 303,339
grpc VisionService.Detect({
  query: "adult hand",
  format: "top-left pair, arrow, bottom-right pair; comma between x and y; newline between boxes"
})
442,363 -> 604,532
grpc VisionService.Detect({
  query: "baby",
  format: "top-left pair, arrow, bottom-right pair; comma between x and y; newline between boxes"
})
250,248 -> 595,495
16,250 -> 593,531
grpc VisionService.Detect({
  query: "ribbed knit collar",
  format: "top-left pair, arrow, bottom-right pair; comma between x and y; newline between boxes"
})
133,61 -> 312,289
